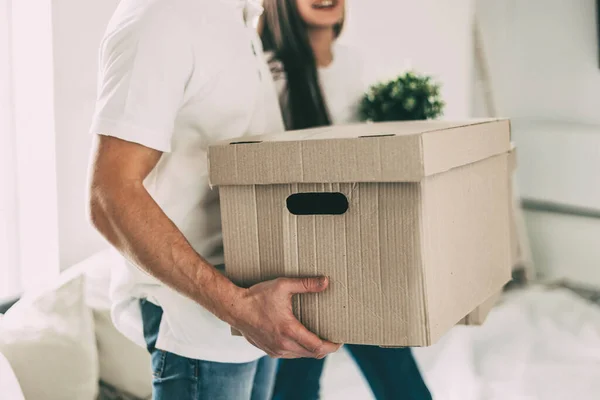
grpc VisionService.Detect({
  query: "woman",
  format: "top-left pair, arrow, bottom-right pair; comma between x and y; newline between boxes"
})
259,1 -> 432,399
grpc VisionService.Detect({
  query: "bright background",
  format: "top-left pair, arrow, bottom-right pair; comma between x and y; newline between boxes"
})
1,0 -> 599,297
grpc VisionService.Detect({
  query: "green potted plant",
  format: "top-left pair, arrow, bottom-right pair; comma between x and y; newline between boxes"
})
359,71 -> 445,122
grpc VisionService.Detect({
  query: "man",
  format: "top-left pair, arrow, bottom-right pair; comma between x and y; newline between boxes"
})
87,0 -> 340,398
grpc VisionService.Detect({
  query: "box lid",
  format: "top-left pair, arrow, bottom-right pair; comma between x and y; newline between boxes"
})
208,119 -> 511,186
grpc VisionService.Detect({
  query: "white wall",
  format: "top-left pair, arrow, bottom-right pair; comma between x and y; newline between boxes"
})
510,120 -> 600,211
524,210 -> 600,288
476,0 -> 600,286
52,0 -> 119,269
477,0 -> 600,123
475,0 -> 600,209
338,0 -> 475,119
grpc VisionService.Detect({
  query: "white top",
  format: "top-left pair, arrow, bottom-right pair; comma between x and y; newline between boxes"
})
268,44 -> 366,127
89,0 -> 284,363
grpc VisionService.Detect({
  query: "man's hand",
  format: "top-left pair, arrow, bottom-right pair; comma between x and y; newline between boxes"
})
227,276 -> 341,359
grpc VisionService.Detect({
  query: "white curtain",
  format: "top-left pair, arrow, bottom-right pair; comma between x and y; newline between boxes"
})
0,0 -> 21,299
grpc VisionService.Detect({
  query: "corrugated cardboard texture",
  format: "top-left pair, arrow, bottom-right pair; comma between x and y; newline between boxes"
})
460,145 -> 517,326
422,121 -> 511,176
222,182 -> 427,345
420,153 -> 511,342
282,183 -> 426,345
209,120 -> 510,186
216,120 -> 512,346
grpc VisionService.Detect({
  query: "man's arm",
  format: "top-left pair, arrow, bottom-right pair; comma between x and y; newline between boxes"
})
88,134 -> 340,359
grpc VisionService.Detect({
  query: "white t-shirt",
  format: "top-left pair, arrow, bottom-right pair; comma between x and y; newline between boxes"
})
89,0 -> 284,363
268,44 -> 367,127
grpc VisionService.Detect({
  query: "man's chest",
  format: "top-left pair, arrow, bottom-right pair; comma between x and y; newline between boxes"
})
178,20 -> 282,142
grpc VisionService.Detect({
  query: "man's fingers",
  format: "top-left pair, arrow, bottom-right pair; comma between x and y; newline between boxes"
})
320,340 -> 342,355
279,339 -> 317,359
244,335 -> 282,359
285,320 -> 341,357
245,334 -> 315,359
279,276 -> 329,295
313,339 -> 342,356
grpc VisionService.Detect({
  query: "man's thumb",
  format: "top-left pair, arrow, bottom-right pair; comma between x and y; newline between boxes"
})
286,276 -> 329,294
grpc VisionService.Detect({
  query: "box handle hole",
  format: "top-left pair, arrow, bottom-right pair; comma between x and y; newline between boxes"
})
358,134 -> 395,138
229,140 -> 262,145
286,192 -> 349,215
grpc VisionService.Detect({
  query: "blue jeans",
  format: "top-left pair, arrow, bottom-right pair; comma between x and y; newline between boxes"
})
272,345 -> 432,400
140,299 -> 277,400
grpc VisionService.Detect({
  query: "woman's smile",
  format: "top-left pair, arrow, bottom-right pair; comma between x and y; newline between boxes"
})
312,0 -> 337,10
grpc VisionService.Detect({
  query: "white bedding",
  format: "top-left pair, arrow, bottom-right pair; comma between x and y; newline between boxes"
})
322,286 -> 600,400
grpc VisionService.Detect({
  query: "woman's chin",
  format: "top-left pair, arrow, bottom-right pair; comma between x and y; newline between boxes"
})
307,19 -> 343,31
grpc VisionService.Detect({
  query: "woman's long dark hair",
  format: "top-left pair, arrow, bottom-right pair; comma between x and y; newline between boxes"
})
260,0 -> 343,130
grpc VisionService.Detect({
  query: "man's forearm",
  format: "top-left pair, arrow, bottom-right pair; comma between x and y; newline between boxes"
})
89,182 -> 241,322
87,136 -> 340,359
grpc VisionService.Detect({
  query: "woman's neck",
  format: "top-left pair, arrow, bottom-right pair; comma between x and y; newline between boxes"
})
308,27 -> 335,68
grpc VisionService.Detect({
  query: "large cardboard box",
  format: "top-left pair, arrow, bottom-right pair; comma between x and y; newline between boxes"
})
209,119 -> 513,347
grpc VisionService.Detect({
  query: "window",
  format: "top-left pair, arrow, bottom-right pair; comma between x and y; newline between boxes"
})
0,0 -> 61,299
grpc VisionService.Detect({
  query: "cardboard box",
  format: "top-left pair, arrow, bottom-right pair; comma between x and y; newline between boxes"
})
209,119 -> 513,346
458,143 -> 517,326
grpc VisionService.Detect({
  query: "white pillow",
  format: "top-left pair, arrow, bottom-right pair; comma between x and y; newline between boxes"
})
0,276 -> 99,400
78,249 -> 153,399
93,308 -> 153,399
0,349 -> 25,400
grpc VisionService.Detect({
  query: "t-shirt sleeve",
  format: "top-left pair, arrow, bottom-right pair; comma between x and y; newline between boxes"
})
89,9 -> 194,152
